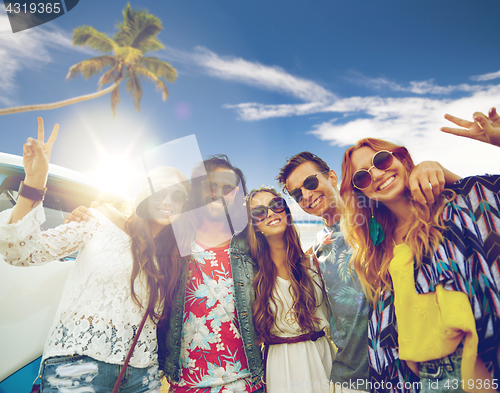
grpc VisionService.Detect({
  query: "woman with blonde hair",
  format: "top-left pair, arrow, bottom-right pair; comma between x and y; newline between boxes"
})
246,186 -> 333,392
339,128 -> 500,392
0,118 -> 193,392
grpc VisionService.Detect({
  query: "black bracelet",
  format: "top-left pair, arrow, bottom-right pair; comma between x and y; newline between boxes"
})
19,181 -> 47,202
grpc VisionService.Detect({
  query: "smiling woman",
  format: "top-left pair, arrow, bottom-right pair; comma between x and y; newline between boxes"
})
0,151 -> 125,389
246,186 -> 334,393
340,137 -> 500,393
0,118 -> 194,392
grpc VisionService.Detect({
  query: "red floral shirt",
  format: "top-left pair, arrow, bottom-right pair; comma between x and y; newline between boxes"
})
169,241 -> 261,393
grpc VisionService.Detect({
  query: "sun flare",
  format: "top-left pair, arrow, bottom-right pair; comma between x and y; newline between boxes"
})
90,155 -> 133,199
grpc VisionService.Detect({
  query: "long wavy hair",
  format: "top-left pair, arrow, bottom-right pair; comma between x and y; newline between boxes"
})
125,177 -> 194,325
340,138 -> 451,305
247,189 -> 324,343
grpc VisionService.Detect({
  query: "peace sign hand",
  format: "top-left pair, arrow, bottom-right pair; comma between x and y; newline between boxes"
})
441,108 -> 500,148
23,117 -> 59,189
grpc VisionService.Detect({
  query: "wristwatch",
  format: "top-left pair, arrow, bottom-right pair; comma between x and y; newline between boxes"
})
19,181 -> 47,202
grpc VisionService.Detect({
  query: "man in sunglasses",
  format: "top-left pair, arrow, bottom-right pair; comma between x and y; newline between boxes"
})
159,154 -> 264,393
277,152 -> 457,393
66,155 -> 264,392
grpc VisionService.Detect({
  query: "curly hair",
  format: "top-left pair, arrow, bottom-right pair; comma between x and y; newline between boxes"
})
340,138 -> 451,305
246,188 -> 324,343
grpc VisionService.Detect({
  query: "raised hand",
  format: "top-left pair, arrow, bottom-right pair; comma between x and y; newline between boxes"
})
11,117 -> 59,223
441,107 -> 500,148
23,117 -> 59,189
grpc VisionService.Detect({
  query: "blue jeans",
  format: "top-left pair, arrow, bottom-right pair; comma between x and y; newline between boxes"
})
419,347 -> 465,393
39,355 -> 162,393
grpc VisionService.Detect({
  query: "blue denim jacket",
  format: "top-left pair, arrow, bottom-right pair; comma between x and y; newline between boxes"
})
157,229 -> 264,387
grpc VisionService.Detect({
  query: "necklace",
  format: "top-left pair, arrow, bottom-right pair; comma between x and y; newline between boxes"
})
275,279 -> 297,324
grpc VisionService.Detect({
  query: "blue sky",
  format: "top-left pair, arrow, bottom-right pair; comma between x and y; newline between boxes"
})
1,0 -> 500,219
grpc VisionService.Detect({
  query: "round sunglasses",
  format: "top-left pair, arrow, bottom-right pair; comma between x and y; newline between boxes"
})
250,196 -> 287,223
352,150 -> 394,190
289,170 -> 329,203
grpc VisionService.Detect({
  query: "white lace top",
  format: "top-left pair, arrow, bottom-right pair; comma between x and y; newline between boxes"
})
0,204 -> 158,368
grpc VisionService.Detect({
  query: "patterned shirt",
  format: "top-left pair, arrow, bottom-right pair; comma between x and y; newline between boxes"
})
169,241 -> 260,393
313,222 -> 370,390
369,175 -> 500,393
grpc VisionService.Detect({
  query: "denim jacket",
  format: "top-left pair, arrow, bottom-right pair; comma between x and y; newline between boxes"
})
158,229 -> 264,387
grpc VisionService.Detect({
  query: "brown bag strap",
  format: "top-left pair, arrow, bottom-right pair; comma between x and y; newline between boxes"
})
112,311 -> 149,393
29,378 -> 41,393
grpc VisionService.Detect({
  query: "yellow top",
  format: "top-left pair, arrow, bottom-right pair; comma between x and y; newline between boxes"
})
389,243 -> 477,383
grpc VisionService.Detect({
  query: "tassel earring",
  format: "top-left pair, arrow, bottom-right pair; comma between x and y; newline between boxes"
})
369,203 -> 384,246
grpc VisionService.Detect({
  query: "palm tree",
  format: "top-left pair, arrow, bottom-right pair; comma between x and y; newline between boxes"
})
0,3 -> 177,117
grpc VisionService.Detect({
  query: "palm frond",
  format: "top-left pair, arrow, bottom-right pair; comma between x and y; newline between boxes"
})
121,3 -> 133,26
135,37 -> 164,53
66,55 -> 117,80
114,4 -> 163,52
72,26 -> 117,53
110,84 -> 121,118
125,68 -> 143,111
140,57 -> 177,83
135,66 -> 169,101
98,67 -> 119,89
114,46 -> 143,65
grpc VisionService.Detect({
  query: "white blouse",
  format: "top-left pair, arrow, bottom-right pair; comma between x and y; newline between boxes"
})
0,204 -> 158,368
270,268 -> 330,337
266,267 -> 333,393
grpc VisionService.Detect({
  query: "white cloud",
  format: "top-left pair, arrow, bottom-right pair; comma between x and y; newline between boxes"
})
346,72 -> 484,95
185,47 -> 500,176
190,47 -> 336,103
0,7 -> 92,105
471,70 -> 500,82
223,101 -> 329,121
166,46 -> 500,177
309,86 -> 500,177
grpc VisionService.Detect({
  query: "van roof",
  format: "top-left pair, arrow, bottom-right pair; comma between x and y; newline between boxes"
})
0,152 -> 130,204
0,152 -> 101,188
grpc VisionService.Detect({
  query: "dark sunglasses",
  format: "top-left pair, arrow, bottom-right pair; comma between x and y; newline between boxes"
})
289,170 -> 329,203
352,150 -> 394,190
202,180 -> 237,196
250,196 -> 287,223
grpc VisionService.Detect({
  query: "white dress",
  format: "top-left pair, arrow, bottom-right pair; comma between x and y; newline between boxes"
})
0,204 -> 158,368
266,268 -> 333,393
